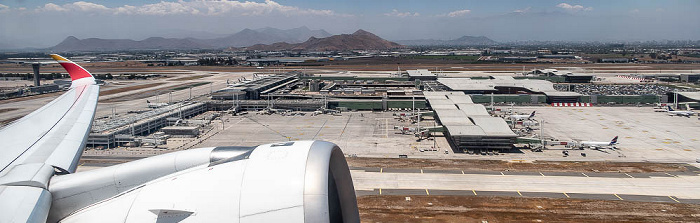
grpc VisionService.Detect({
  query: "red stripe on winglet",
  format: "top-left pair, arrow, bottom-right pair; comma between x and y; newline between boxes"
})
59,62 -> 92,81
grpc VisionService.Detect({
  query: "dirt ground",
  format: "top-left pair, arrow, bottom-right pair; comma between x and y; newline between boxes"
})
358,195 -> 700,223
346,157 -> 694,173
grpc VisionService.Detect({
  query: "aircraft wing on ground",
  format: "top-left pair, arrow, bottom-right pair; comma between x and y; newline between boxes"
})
0,54 -> 99,223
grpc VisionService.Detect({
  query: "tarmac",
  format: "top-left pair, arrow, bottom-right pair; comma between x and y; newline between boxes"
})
350,169 -> 700,204
504,106 -> 700,163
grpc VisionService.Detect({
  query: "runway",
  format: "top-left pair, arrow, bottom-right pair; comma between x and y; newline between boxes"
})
351,169 -> 700,204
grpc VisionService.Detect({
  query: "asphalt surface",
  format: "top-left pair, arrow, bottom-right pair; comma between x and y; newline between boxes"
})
355,189 -> 699,204
350,166 -> 697,178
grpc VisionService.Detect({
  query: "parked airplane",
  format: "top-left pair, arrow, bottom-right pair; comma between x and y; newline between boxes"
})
146,100 -> 168,108
579,136 -> 618,149
666,106 -> 696,117
0,55 -> 359,223
511,111 -> 536,120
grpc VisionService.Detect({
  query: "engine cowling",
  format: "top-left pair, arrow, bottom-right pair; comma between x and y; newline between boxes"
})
51,141 -> 359,223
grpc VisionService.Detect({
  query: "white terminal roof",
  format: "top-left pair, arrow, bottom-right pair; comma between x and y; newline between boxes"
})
437,77 -> 581,97
677,92 -> 700,101
470,117 -> 518,136
425,91 -> 516,137
445,94 -> 473,104
430,104 -> 459,110
455,104 -> 488,116
426,98 -> 456,106
445,125 -> 486,136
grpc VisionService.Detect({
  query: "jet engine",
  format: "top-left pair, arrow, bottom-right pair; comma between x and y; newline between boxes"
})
48,141 -> 359,223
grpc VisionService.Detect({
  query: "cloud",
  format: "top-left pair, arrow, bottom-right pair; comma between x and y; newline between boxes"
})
0,4 -> 9,13
33,0 -> 344,17
513,7 -> 531,13
435,9 -> 471,17
384,9 -> 419,17
37,3 -> 67,12
446,9 -> 471,17
115,2 -> 200,15
556,3 -> 593,12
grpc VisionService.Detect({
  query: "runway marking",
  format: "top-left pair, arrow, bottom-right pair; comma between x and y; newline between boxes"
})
669,196 -> 680,203
517,191 -> 522,197
614,194 -> 624,200
624,173 -> 634,178
581,173 -> 589,177
461,170 -> 465,174
379,188 -> 382,195
563,193 -> 570,198
425,189 -> 430,196
539,172 -> 545,177
380,168 -> 383,173
664,173 -> 677,177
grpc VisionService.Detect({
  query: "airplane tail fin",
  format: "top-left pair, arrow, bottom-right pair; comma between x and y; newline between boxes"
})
50,54 -> 95,87
667,106 -> 675,111
609,136 -> 618,145
529,111 -> 536,119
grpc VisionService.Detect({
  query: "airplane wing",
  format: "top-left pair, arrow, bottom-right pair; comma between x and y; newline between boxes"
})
0,54 -> 99,222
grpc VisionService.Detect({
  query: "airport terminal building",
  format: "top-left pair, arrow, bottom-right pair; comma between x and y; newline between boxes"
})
424,91 -> 517,153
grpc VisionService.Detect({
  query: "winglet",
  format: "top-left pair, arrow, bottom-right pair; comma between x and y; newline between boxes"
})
50,54 -> 95,87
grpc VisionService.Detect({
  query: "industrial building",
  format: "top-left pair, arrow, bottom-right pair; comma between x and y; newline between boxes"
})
424,91 -> 517,153
437,76 -> 582,103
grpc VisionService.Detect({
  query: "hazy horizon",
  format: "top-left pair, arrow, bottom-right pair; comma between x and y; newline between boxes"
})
1,0 -> 698,49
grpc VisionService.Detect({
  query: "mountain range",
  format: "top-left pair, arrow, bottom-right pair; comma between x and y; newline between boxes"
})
239,30 -> 404,51
50,27 -> 332,51
396,36 -> 498,46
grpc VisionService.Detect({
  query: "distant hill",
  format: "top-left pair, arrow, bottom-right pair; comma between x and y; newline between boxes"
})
50,36 -> 211,51
195,26 -> 332,48
397,36 -> 498,46
240,29 -> 404,51
49,27 -> 332,51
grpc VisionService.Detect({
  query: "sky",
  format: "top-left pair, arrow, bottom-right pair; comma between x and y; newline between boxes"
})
0,0 -> 698,48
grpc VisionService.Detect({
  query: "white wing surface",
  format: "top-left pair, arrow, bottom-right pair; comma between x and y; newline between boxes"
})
0,54 -> 99,223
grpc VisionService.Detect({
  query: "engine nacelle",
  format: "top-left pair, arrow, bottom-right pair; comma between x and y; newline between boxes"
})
51,141 -> 359,223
